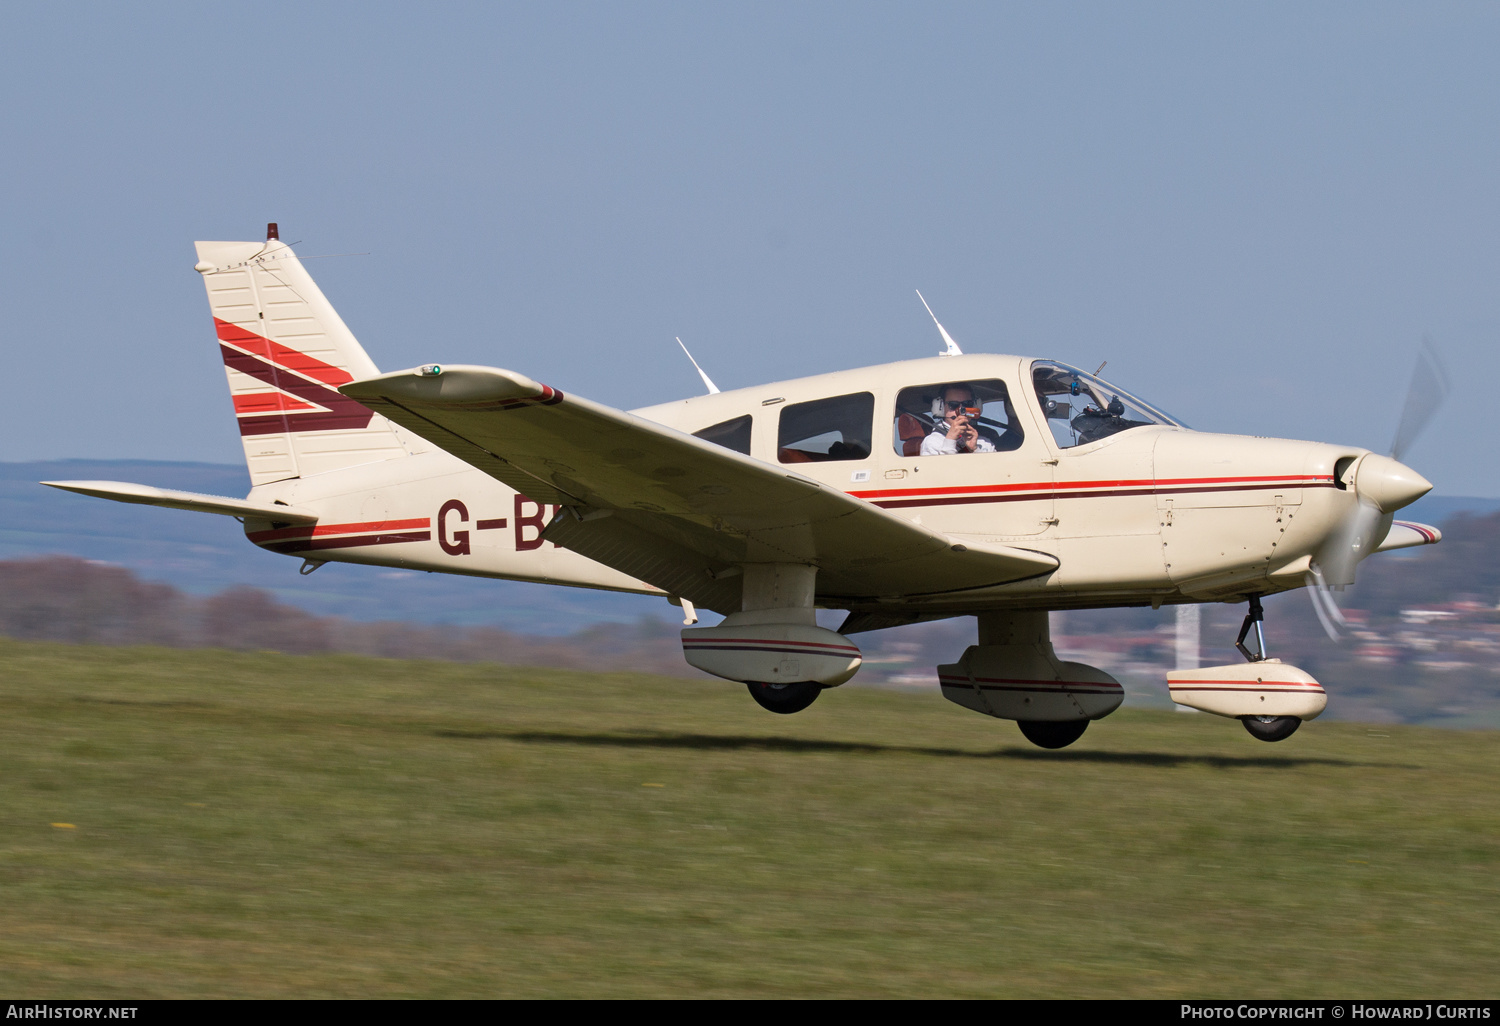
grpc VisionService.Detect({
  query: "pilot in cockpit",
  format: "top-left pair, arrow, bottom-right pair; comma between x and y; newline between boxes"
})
921,383 -> 998,455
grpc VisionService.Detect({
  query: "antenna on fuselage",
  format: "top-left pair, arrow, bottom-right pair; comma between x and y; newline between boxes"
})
675,337 -> 720,395
915,290 -> 963,357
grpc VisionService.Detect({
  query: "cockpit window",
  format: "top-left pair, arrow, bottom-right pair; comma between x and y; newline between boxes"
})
778,392 -> 874,463
693,415 -> 752,456
1031,361 -> 1183,449
893,379 -> 1023,456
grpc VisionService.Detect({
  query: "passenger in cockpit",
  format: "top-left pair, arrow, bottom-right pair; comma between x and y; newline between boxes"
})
921,384 -> 998,455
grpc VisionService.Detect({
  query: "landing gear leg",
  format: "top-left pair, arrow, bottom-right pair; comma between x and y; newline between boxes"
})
1235,595 -> 1267,663
1232,595 -> 1303,741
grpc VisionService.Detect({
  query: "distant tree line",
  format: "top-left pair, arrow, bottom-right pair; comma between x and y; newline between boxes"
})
0,556 -> 693,676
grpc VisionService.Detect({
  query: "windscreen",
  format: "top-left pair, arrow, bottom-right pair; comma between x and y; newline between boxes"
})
1031,362 -> 1184,449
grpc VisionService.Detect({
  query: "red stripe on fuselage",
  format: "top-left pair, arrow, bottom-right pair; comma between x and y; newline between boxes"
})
852,474 -> 1335,509
246,518 -> 430,542
852,473 -> 1327,501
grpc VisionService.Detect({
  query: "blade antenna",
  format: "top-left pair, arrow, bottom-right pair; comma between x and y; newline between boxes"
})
916,290 -> 963,357
675,337 -> 720,395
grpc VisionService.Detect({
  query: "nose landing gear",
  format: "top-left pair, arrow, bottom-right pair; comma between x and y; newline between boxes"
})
1242,715 -> 1302,742
1167,595 -> 1326,740
1232,596 -> 1302,742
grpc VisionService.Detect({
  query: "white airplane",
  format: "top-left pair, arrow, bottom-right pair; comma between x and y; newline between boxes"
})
46,226 -> 1445,749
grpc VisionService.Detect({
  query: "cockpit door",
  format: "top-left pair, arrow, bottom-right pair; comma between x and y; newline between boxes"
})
871,366 -> 1056,539
1027,360 -> 1168,590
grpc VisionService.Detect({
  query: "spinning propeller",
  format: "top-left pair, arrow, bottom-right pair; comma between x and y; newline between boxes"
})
1306,339 -> 1449,639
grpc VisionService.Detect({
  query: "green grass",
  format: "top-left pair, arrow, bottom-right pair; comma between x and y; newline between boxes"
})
1,638 -> 1497,998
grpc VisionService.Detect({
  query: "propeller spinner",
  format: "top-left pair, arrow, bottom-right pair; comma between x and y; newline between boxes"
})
1306,341 -> 1447,638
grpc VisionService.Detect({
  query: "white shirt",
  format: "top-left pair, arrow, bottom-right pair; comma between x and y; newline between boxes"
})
920,428 -> 997,456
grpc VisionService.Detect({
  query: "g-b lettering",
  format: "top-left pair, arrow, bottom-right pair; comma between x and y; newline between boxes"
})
515,495 -> 547,551
438,499 -> 471,556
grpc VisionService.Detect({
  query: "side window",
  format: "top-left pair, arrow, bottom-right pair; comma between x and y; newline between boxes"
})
693,415 -> 752,456
777,392 -> 875,463
893,379 -> 1023,456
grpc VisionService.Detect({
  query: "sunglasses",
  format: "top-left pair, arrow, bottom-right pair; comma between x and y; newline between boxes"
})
943,400 -> 982,415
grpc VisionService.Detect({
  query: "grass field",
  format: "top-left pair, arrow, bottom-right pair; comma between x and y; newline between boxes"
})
1,638 -> 1497,998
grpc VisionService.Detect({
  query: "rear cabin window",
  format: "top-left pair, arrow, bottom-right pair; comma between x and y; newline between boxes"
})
893,379 -> 1023,456
693,415 -> 752,456
777,392 -> 875,463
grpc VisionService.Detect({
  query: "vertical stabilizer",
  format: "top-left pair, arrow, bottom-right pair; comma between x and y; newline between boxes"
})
194,233 -> 414,486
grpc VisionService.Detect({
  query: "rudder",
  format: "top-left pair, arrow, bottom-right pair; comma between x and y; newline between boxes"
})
194,228 -> 416,486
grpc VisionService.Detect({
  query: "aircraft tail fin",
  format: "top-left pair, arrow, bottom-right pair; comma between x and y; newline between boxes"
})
194,228 -> 418,486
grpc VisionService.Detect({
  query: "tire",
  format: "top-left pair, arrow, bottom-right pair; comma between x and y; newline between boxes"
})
1241,715 -> 1302,742
746,681 -> 823,714
1017,719 -> 1089,749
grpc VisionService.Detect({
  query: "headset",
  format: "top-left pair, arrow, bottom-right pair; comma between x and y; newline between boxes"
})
931,384 -> 984,420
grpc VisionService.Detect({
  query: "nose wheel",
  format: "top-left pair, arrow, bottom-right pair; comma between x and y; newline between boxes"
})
746,681 -> 823,714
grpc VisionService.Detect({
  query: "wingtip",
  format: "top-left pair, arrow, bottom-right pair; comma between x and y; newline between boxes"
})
341,365 -> 549,404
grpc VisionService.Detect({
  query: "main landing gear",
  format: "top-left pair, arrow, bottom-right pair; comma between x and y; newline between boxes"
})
746,681 -> 823,714
937,610 -> 1124,750
1017,719 -> 1090,749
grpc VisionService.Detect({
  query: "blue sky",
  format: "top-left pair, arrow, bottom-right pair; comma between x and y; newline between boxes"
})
3,2 -> 1497,495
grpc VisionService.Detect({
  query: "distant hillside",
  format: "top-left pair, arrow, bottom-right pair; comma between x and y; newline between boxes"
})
0,555 -> 692,677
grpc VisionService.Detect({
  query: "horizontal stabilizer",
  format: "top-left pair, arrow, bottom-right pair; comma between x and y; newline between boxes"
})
41,480 -> 319,524
1376,520 -> 1442,552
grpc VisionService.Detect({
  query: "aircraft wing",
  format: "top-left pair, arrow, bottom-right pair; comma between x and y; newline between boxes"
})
341,366 -> 1058,613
